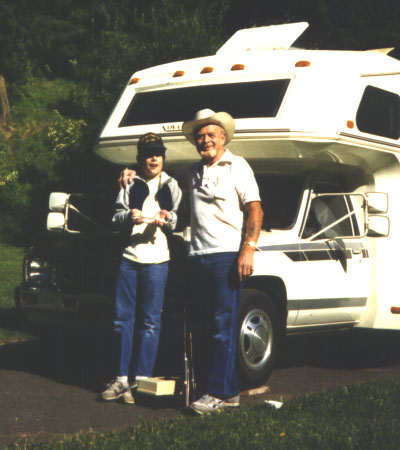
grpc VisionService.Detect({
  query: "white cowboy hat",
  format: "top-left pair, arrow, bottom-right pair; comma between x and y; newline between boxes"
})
182,109 -> 235,145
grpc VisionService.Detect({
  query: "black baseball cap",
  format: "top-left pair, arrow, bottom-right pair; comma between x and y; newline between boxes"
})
137,133 -> 166,157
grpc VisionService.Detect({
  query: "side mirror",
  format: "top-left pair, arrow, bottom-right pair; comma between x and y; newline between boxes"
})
367,215 -> 390,238
49,192 -> 69,212
47,212 -> 66,231
366,192 -> 388,214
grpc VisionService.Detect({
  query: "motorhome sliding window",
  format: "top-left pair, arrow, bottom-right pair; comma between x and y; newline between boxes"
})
119,79 -> 291,127
356,85 -> 400,140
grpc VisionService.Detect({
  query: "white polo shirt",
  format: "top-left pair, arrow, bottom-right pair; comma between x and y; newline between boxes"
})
188,149 -> 260,256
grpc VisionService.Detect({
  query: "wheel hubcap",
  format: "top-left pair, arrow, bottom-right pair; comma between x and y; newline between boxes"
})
240,308 -> 272,370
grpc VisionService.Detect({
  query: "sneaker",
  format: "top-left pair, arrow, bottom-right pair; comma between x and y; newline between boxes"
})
189,394 -> 228,415
122,387 -> 135,404
101,379 -> 134,404
224,395 -> 240,407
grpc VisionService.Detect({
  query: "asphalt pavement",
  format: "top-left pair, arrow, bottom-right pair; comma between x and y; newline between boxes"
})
1,328 -> 400,446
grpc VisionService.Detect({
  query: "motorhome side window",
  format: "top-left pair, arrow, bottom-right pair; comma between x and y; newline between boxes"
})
356,85 -> 400,140
256,174 -> 304,231
302,183 -> 359,239
119,79 -> 290,126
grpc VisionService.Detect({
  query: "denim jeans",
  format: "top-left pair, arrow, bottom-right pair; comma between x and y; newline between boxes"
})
114,258 -> 169,378
190,252 -> 242,399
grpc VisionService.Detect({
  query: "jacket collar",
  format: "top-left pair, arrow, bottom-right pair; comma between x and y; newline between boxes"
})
134,171 -> 171,186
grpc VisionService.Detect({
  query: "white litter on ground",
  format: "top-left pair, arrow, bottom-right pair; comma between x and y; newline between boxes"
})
264,400 -> 283,409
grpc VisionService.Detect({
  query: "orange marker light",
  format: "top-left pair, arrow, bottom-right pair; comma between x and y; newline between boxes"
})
129,78 -> 140,85
201,67 -> 214,74
347,120 -> 355,129
295,61 -> 311,67
173,70 -> 185,78
231,64 -> 245,71
391,307 -> 400,314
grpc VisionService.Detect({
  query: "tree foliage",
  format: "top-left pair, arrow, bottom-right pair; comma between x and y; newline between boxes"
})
225,0 -> 400,56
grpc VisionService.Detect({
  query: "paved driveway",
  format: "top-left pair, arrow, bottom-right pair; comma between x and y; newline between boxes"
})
1,328 -> 400,446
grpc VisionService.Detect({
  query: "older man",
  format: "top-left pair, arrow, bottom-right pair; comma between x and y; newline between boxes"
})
182,109 -> 263,415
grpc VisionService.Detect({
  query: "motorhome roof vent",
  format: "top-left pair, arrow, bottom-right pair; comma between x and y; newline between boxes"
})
217,22 -> 309,54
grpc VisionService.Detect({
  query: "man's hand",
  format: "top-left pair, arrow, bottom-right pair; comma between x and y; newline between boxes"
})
238,245 -> 255,281
237,201 -> 263,281
118,168 -> 136,188
154,210 -> 171,227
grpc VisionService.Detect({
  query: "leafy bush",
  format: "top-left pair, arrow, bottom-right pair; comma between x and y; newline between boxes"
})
0,131 -> 11,183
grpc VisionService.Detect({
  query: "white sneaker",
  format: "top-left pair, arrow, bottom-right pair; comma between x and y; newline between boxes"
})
224,395 -> 240,407
101,379 -> 134,404
122,388 -> 135,404
189,394 -> 230,415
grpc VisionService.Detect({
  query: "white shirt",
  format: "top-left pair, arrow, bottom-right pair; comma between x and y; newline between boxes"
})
123,175 -> 170,264
188,149 -> 260,256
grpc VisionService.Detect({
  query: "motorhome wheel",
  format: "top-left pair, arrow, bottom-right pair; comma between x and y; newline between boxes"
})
236,289 -> 279,387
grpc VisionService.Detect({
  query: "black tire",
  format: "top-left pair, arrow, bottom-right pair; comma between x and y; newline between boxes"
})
236,288 -> 280,388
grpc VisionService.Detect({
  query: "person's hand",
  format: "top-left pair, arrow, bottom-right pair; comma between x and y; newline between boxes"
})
131,209 -> 143,224
118,168 -> 136,188
154,210 -> 171,227
237,245 -> 255,282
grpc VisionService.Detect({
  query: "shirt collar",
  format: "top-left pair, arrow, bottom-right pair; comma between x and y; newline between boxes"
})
204,148 -> 233,169
218,148 -> 234,164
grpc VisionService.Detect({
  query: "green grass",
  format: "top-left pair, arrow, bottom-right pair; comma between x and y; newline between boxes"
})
0,242 -> 23,308
0,242 -> 35,344
5,377 -> 400,449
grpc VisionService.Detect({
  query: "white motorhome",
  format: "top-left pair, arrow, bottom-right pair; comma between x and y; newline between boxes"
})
19,23 -> 400,386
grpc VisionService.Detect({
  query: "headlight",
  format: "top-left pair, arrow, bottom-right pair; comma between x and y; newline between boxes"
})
23,256 -> 51,285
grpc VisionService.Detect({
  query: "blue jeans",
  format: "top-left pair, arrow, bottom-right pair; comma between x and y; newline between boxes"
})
114,258 -> 169,378
190,252 -> 242,399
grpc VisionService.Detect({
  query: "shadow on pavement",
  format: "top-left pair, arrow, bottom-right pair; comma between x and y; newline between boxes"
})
278,328 -> 400,370
0,327 -> 118,393
0,307 -> 29,334
2,305 -> 400,394
0,307 -> 182,394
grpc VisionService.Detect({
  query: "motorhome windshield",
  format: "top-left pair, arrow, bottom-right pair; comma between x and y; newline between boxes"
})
119,79 -> 290,127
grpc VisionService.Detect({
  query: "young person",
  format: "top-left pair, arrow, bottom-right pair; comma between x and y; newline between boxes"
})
101,133 -> 182,404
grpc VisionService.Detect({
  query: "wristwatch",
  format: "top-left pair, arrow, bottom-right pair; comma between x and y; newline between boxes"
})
244,241 -> 256,249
